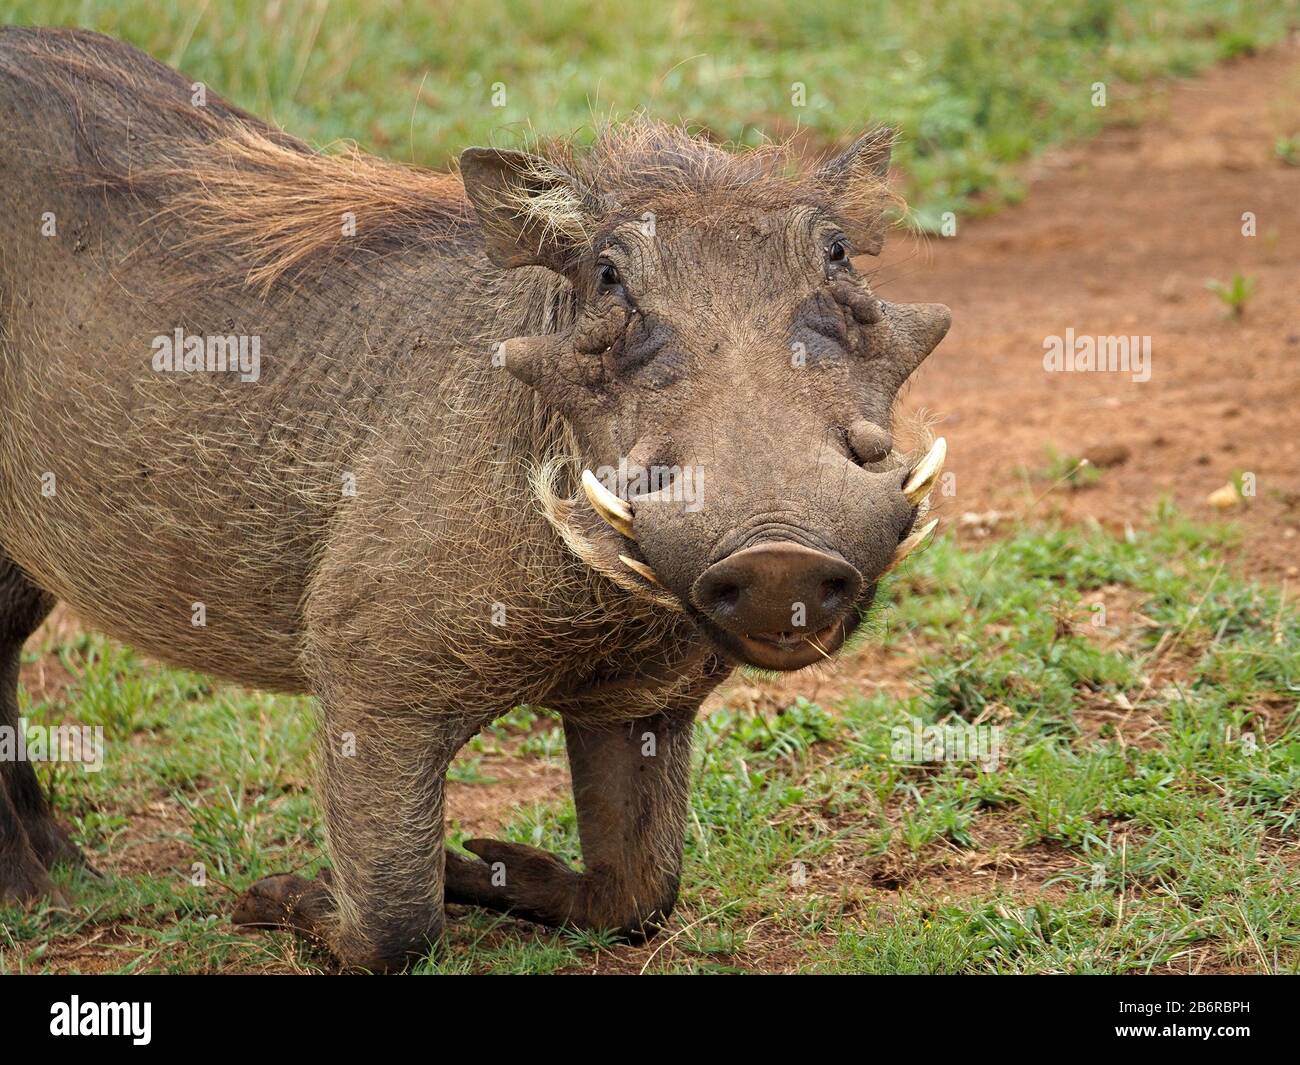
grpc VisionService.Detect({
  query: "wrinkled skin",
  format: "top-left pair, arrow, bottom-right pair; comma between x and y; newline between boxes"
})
0,27 -> 949,971
463,147 -> 951,670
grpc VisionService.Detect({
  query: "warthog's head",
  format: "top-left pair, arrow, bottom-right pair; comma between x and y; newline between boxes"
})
461,124 -> 949,671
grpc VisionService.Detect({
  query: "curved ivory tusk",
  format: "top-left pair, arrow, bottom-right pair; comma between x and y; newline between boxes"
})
903,437 -> 947,505
618,554 -> 662,587
883,518 -> 938,574
581,469 -> 634,538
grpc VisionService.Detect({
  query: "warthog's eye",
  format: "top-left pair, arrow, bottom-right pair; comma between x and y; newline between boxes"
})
826,237 -> 850,267
597,260 -> 622,291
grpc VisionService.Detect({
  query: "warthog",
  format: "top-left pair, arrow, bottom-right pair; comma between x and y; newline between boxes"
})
0,27 -> 949,970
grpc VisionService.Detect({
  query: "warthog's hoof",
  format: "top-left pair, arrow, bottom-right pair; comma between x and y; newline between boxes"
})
445,839 -> 670,942
444,838 -> 582,927
0,845 -> 69,908
27,815 -> 100,877
232,871 -> 335,944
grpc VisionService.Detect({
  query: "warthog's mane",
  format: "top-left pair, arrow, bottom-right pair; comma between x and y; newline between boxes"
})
473,120 -> 898,259
134,116 -> 893,296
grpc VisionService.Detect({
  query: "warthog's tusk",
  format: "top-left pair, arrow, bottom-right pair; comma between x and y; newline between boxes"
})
582,469 -> 634,538
618,554 -> 662,587
903,437 -> 947,505
884,518 -> 939,574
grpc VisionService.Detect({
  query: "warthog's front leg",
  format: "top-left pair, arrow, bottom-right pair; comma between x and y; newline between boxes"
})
0,555 -> 89,903
445,704 -> 698,940
233,700 -> 479,972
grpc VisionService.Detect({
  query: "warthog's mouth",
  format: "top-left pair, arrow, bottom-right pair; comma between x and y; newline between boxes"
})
688,608 -> 860,672
535,439 -> 946,672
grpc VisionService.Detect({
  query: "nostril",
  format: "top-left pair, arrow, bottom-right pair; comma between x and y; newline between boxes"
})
819,577 -> 849,611
712,582 -> 741,611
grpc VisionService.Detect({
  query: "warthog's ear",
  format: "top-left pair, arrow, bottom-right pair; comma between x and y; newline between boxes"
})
814,127 -> 895,256
460,147 -> 595,272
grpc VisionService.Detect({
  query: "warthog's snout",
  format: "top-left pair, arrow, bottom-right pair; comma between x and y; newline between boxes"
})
578,435 -> 949,670
692,542 -> 863,670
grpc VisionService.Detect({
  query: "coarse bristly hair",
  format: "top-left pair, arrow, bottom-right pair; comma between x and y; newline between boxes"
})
467,119 -> 901,270
152,118 -> 899,296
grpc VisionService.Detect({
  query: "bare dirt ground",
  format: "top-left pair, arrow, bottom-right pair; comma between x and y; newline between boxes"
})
15,40 -> 1300,972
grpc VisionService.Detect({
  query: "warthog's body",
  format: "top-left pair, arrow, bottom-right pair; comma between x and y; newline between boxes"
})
0,28 -> 950,969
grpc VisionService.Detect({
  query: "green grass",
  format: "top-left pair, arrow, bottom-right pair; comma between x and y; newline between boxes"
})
3,508 -> 1298,974
1026,445 -> 1104,491
1206,271 -> 1259,319
4,0 -> 1297,221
